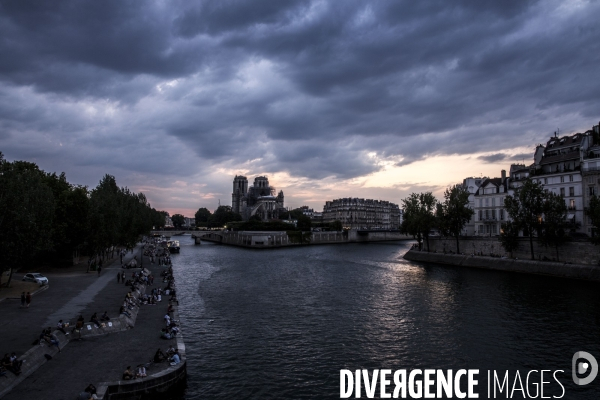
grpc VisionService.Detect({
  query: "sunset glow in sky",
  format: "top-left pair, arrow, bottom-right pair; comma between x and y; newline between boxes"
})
1,1 -> 599,216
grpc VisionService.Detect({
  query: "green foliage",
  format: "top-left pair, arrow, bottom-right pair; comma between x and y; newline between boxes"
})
0,152 -> 163,281
297,214 -> 312,231
539,191 -> 568,260
280,207 -> 305,220
329,220 -> 343,232
151,209 -> 168,229
401,192 -> 437,251
499,221 -> 520,255
210,206 -> 242,226
194,207 -> 212,225
0,154 -> 55,285
586,195 -> 600,244
436,184 -> 474,253
171,213 -> 185,228
503,180 -> 546,260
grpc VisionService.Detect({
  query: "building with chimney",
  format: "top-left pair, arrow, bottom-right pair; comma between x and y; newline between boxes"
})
531,130 -> 590,233
322,198 -> 401,230
473,171 -> 511,236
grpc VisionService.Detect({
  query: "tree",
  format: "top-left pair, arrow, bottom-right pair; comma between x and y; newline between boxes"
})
401,192 -> 437,251
210,206 -> 242,226
586,195 -> 600,244
329,220 -> 343,232
503,180 -> 545,260
152,209 -> 168,229
171,214 -> 185,228
437,184 -> 474,254
499,221 -> 520,257
88,175 -> 121,260
297,214 -> 312,231
539,191 -> 568,261
195,207 -> 212,226
0,154 -> 55,287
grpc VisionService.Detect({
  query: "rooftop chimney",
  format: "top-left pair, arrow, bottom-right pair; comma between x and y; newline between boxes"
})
501,169 -> 506,182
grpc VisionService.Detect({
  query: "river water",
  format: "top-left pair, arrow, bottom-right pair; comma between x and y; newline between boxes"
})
171,235 -> 600,399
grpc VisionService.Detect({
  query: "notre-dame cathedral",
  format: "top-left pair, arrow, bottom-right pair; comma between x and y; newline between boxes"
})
231,175 -> 285,221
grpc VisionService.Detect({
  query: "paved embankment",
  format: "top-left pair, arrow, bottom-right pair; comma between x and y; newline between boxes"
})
0,246 -> 186,400
404,250 -> 600,282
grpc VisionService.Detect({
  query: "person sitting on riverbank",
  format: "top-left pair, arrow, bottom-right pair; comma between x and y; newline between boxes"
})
169,350 -> 181,366
90,313 -> 100,328
1,353 -> 21,376
122,366 -> 135,380
82,383 -> 98,399
41,328 -> 61,352
169,323 -> 180,337
124,298 -> 135,311
136,364 -> 147,378
153,348 -> 166,363
160,328 -> 172,340
166,345 -> 176,357
101,311 -> 110,321
119,305 -> 132,318
56,320 -> 69,335
9,353 -> 23,372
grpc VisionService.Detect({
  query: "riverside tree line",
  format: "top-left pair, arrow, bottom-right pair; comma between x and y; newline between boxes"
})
401,181 -> 600,260
0,153 -> 168,288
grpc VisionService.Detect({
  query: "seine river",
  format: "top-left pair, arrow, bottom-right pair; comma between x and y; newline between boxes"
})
171,235 -> 600,399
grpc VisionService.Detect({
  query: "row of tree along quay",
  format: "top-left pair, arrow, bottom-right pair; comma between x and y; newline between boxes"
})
0,152 -> 168,289
401,180 -> 600,261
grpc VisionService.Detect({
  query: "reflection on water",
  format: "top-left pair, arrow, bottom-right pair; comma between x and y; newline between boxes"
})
171,236 -> 600,399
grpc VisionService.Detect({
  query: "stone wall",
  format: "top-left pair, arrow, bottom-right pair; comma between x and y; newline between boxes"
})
404,250 -> 600,282
423,236 -> 600,265
96,294 -> 187,399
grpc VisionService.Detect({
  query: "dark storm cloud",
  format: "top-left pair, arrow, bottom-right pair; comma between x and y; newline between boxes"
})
1,0 -> 600,195
477,153 -> 507,163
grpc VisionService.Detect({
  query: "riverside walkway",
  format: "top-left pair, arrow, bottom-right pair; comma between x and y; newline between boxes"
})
0,245 -> 185,400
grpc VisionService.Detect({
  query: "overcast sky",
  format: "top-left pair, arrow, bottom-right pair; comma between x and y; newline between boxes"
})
1,0 -> 599,216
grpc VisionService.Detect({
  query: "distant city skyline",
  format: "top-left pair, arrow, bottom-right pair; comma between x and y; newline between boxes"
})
1,1 -> 598,217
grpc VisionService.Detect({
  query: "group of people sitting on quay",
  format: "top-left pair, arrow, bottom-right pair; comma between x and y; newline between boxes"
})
154,345 -> 181,366
77,383 -> 98,400
119,269 -> 153,289
1,352 -> 24,377
36,327 -> 61,352
160,303 -> 181,339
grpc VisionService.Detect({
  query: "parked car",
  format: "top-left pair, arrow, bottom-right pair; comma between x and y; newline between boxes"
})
22,273 -> 49,286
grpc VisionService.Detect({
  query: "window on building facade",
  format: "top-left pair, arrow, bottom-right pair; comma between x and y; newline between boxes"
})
500,209 -> 504,220
485,198 -> 489,206
492,198 -> 495,207
560,176 -> 565,183
560,188 -> 565,197
492,225 -> 497,234
589,186 -> 596,196
569,175 -> 573,182
570,199 -> 575,209
569,187 -> 574,197
544,178 -> 547,184
485,210 -> 489,219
